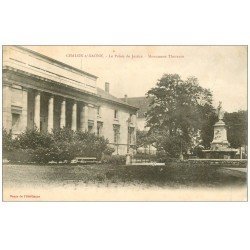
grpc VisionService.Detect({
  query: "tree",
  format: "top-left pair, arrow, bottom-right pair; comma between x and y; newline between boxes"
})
145,74 -> 214,158
136,130 -> 148,148
136,130 -> 157,149
224,110 -> 247,148
200,106 -> 217,148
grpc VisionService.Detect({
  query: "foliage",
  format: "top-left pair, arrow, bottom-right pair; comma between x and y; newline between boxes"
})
224,110 -> 247,148
7,149 -> 34,163
200,111 -> 217,148
136,130 -> 158,149
74,130 -> 109,160
51,127 -> 75,142
3,127 -> 110,164
103,146 -> 116,156
14,127 -> 53,150
101,155 -> 126,165
191,145 -> 205,158
3,129 -> 14,153
136,130 -> 149,148
145,74 -> 214,158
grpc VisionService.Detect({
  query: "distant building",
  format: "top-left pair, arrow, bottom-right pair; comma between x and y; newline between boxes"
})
120,96 -> 151,131
3,46 -> 138,155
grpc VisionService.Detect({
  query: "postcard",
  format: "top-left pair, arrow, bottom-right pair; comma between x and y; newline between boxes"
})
2,45 -> 247,201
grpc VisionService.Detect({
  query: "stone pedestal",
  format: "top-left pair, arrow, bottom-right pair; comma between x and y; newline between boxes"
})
211,120 -> 229,150
203,115 -> 237,159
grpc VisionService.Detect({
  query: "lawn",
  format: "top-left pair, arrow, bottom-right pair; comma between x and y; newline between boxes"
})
3,162 -> 247,188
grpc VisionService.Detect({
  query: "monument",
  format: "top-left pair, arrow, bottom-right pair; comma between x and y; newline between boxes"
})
203,102 -> 237,159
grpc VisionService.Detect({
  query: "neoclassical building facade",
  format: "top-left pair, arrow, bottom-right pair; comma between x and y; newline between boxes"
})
3,46 -> 138,155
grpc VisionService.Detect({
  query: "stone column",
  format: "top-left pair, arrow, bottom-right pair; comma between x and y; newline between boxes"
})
71,101 -> 77,131
3,85 -> 12,131
60,98 -> 66,128
48,95 -> 54,132
93,107 -> 97,134
80,104 -> 88,131
34,91 -> 41,131
21,87 -> 28,131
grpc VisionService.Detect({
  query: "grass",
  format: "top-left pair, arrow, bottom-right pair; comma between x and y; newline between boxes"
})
3,162 -> 247,188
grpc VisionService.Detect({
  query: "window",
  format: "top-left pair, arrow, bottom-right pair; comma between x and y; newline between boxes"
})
113,125 -> 120,144
114,131 -> 120,144
88,120 -> 94,133
88,124 -> 93,133
97,106 -> 101,116
97,122 -> 103,136
129,127 -> 135,145
114,110 -> 118,119
12,113 -> 21,133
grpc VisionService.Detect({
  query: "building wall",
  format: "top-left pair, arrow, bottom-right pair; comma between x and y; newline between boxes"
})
3,84 -> 28,136
97,101 -> 136,155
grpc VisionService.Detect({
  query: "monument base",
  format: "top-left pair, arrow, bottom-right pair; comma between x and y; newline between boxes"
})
202,102 -> 238,160
202,148 -> 237,159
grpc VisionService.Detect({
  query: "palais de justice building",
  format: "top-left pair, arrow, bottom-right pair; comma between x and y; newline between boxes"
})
3,46 -> 138,155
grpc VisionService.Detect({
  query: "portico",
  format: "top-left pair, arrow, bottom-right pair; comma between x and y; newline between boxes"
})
25,89 -> 94,133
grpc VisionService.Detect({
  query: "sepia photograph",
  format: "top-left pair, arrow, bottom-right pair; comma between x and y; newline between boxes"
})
2,45 -> 247,201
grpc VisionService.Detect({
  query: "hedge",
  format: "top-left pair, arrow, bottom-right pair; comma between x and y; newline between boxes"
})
101,155 -> 126,165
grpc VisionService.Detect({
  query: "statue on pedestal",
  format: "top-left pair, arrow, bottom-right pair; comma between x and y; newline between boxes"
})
211,101 -> 229,150
217,101 -> 225,120
202,101 -> 237,159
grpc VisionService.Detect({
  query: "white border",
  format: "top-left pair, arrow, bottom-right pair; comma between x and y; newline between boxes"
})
0,1 -> 249,250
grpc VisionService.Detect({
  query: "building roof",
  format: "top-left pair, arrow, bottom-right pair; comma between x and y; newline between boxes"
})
97,88 -> 138,110
120,96 -> 151,118
17,46 -> 98,79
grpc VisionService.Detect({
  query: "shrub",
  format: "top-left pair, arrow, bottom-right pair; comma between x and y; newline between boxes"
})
54,141 -> 76,163
51,127 -> 74,142
101,155 -> 126,165
76,131 -> 109,160
103,146 -> 115,156
15,128 -> 53,149
3,129 -> 14,155
32,146 -> 62,164
52,128 -> 110,160
4,127 -> 111,164
7,148 -> 34,163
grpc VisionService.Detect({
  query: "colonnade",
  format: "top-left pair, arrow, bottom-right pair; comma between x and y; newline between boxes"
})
33,91 -> 93,132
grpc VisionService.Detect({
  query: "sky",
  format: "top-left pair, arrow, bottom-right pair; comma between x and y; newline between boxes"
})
25,46 -> 247,112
